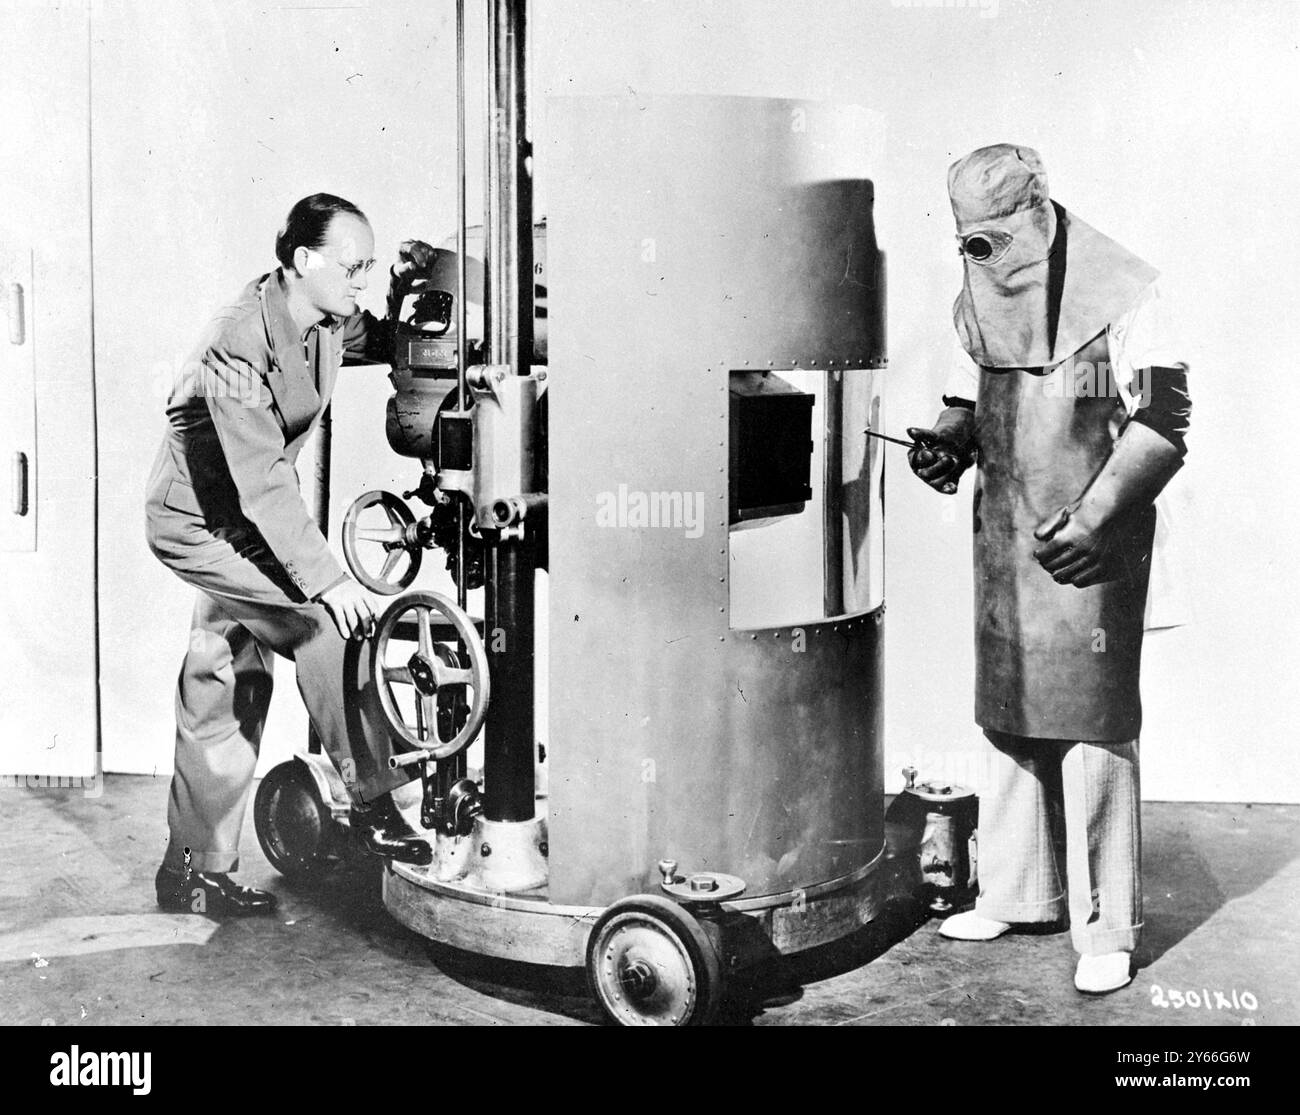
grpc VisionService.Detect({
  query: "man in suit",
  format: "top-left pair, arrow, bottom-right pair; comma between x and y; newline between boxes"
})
146,193 -> 435,915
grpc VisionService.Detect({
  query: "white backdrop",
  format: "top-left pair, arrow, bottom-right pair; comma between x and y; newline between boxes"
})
91,0 -> 1299,802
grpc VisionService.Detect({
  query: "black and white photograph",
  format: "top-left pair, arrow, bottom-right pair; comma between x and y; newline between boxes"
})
0,0 -> 1294,1072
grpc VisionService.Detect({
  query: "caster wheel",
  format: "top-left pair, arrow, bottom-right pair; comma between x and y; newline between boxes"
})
254,761 -> 343,882
586,894 -> 723,1026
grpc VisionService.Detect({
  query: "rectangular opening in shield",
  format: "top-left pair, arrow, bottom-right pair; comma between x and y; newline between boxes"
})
729,372 -> 814,525
728,367 -> 884,630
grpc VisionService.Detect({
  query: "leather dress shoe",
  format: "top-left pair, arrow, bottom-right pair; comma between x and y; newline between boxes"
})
350,793 -> 433,866
155,864 -> 278,917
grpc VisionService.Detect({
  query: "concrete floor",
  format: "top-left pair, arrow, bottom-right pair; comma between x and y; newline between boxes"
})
1,775 -> 1295,1026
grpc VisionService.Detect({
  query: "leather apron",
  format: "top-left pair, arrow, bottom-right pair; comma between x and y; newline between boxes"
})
972,331 -> 1155,741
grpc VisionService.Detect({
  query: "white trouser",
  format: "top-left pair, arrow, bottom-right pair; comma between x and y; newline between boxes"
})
974,730 -> 1142,956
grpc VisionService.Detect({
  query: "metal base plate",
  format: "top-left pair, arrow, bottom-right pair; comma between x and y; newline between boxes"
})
384,848 -> 889,968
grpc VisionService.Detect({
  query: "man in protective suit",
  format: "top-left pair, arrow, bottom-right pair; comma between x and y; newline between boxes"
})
907,145 -> 1191,993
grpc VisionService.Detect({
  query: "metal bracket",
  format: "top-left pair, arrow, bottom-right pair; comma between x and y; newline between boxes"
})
466,362 -> 511,404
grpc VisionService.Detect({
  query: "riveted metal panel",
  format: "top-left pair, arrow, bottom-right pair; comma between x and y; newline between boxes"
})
545,95 -> 885,907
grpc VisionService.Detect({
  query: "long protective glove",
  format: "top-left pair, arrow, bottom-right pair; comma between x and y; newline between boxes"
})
1032,422 -> 1184,588
907,406 -> 978,495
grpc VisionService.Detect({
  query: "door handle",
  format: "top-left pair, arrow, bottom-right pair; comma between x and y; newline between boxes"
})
12,451 -> 29,516
8,281 -> 24,345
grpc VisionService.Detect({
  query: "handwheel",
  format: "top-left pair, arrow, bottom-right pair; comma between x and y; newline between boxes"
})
342,490 -> 423,595
253,760 -> 343,881
586,895 -> 724,1026
373,591 -> 490,760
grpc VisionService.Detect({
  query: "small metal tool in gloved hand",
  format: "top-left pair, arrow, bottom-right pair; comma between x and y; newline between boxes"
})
864,426 -> 975,495
863,428 -> 922,451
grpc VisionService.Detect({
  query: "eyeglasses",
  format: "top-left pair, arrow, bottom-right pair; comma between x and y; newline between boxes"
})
307,248 -> 377,281
956,229 -> 1014,265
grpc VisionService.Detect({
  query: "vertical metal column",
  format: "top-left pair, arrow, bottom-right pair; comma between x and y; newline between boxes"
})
309,403 -> 333,755
482,0 -> 536,822
455,0 -> 469,615
440,0 -> 471,801
484,0 -> 533,372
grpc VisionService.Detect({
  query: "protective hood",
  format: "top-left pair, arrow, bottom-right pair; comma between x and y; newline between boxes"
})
949,144 -> 1158,369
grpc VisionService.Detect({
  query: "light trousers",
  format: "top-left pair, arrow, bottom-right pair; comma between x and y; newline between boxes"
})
974,729 -> 1142,956
149,512 -> 409,874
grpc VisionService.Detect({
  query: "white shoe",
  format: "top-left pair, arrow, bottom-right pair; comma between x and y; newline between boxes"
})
1074,952 -> 1133,994
938,911 -> 1012,941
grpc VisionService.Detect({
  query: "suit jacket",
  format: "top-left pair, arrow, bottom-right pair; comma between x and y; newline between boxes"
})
145,268 -> 372,601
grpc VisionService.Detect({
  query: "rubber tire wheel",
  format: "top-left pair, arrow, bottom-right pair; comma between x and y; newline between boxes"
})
586,894 -> 724,1026
253,761 -> 340,882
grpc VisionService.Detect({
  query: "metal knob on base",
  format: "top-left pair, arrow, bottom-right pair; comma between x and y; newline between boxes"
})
659,869 -> 746,904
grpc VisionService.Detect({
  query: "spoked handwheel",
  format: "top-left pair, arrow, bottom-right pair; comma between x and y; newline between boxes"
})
586,895 -> 724,1026
342,490 -> 423,595
373,591 -> 490,760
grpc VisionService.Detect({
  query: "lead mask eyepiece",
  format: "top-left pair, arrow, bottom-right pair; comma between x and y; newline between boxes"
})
956,229 -> 1014,265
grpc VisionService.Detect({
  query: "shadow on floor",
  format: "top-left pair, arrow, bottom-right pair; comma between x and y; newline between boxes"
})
270,852 -> 605,1023
268,846 -> 938,1025
1135,803 -> 1296,971
719,894 -> 930,1024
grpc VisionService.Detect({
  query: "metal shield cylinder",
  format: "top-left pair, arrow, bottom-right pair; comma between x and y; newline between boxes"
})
545,95 -> 887,908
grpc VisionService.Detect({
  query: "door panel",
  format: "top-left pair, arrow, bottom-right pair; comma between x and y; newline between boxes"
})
0,1 -> 98,778
0,245 -> 36,553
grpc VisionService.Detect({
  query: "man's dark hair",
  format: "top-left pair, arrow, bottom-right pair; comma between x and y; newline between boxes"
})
275,193 -> 369,271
